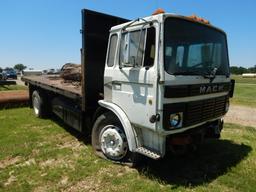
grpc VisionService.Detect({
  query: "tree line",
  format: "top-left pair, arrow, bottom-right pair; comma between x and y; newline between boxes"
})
0,64 -> 27,73
230,65 -> 256,75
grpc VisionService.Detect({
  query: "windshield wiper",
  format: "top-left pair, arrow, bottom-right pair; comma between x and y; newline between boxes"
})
172,67 -> 220,83
203,67 -> 218,82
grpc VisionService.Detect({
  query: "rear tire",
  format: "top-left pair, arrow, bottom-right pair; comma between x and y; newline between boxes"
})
92,112 -> 140,166
32,90 -> 48,118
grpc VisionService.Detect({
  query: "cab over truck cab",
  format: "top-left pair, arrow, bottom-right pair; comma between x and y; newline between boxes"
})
23,9 -> 235,165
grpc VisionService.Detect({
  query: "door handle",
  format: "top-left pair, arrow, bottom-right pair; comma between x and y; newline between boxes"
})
112,82 -> 122,90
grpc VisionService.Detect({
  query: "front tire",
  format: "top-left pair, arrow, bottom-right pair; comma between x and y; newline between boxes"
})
92,112 -> 139,166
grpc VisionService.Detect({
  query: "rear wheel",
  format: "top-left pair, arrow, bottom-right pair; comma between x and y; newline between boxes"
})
32,90 -> 48,118
92,112 -> 140,166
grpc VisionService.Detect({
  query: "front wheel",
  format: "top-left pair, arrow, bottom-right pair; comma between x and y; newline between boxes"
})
99,124 -> 128,160
92,112 -> 140,166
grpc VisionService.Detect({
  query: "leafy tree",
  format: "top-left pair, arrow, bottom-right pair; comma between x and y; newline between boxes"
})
248,65 -> 256,73
230,65 -> 256,74
0,67 -> 2,73
230,66 -> 248,74
14,64 -> 27,71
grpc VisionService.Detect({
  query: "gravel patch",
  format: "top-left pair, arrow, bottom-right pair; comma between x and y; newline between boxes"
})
225,105 -> 256,128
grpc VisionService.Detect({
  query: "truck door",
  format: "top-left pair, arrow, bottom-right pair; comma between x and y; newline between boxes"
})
110,25 -> 158,130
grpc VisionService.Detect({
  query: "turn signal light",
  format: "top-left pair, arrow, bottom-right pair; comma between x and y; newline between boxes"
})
188,14 -> 210,25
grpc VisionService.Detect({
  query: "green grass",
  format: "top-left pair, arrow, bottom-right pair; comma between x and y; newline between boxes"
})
231,75 -> 256,84
231,83 -> 256,107
230,75 -> 256,107
0,108 -> 256,191
0,85 -> 27,91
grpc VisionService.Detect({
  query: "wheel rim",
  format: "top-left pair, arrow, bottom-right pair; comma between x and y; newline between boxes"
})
33,96 -> 40,116
99,125 -> 128,160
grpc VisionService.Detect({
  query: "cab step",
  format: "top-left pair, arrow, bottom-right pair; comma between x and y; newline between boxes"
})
135,147 -> 161,160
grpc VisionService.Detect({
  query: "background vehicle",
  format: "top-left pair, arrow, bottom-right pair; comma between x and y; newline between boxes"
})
22,70 -> 43,76
4,68 -> 17,79
22,9 -> 235,165
0,72 -> 7,80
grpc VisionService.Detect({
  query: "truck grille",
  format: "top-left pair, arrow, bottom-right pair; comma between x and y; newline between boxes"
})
184,96 -> 227,126
163,95 -> 228,129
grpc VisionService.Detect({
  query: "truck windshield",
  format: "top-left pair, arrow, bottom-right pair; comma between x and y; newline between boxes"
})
164,18 -> 229,77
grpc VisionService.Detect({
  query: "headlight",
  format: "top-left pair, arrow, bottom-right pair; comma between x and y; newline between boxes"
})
169,112 -> 183,128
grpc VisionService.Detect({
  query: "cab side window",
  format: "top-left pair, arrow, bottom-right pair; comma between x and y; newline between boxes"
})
107,34 -> 118,67
120,27 -> 156,68
120,30 -> 146,67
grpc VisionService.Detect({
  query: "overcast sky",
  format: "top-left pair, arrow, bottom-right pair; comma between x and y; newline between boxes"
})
0,0 -> 255,69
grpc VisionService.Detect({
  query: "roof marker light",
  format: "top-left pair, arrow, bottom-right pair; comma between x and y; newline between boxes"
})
188,14 -> 210,25
152,8 -> 165,15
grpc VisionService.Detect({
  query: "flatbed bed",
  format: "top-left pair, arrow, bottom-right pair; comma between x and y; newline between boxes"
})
22,75 -> 82,100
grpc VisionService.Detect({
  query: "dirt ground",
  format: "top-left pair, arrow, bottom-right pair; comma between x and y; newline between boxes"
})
16,76 -> 25,86
225,105 -> 256,128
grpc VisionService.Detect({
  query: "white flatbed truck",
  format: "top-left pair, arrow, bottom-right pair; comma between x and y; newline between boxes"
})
22,9 -> 235,165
